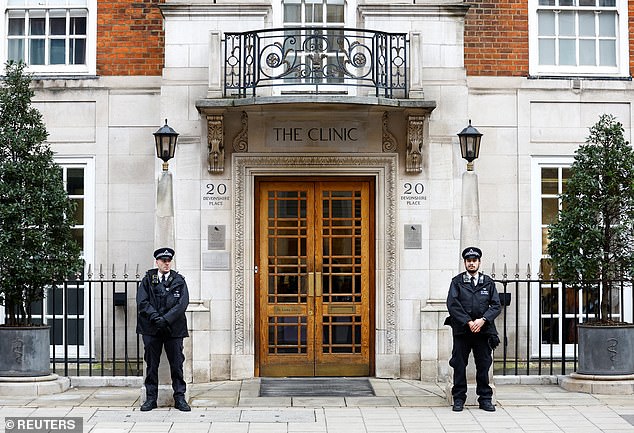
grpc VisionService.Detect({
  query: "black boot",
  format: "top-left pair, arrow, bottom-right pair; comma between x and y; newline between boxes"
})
140,400 -> 157,411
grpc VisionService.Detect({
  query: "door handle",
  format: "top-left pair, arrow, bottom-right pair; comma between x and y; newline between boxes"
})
308,272 -> 314,297
315,272 -> 322,297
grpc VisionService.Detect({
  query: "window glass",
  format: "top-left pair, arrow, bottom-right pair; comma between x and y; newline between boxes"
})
326,3 -> 344,23
599,12 -> 615,36
8,40 -> 24,61
538,10 -> 556,35
67,167 -> 84,194
29,16 -> 45,35
284,4 -> 301,22
541,168 -> 559,194
599,40 -> 616,65
70,39 -> 85,64
50,39 -> 66,64
559,39 -> 576,64
559,11 -> 575,36
50,15 -> 66,35
8,16 -> 24,35
29,39 -> 45,64
579,39 -> 596,65
539,39 -> 556,64
578,11 -> 595,36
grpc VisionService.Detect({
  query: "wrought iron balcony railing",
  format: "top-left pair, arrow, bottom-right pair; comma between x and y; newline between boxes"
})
224,27 -> 408,99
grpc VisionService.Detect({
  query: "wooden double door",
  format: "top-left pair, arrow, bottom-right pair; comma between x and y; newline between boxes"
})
255,178 -> 374,376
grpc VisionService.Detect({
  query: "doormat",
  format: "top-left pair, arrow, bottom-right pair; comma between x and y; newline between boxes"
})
259,377 -> 375,397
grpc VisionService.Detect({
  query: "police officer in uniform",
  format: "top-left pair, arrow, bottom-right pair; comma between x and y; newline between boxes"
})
446,247 -> 501,412
136,247 -> 191,412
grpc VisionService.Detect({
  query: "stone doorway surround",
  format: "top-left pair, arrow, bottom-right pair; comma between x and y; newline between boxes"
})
230,154 -> 399,379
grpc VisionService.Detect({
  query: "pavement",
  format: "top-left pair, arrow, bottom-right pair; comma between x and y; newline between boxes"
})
2,378 -> 634,432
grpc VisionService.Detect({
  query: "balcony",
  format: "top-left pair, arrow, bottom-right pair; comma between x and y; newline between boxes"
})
223,27 -> 408,99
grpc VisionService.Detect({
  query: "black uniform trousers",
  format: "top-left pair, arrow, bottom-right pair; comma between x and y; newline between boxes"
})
449,332 -> 493,403
142,334 -> 186,401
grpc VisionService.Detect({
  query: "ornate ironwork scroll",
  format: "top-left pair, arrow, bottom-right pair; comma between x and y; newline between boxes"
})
224,27 -> 408,98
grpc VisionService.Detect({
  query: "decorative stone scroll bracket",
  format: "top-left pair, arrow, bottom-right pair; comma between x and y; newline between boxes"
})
207,115 -> 224,173
233,111 -> 248,152
407,114 -> 425,173
382,112 -> 398,152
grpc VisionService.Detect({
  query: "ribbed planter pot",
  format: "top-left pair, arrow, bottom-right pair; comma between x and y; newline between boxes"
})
0,326 -> 50,377
578,323 -> 634,375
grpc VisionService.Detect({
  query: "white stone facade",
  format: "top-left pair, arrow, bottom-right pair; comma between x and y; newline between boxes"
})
28,1 -> 634,383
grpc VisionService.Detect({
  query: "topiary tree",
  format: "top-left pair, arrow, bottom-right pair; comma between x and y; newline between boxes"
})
547,113 -> 634,323
0,61 -> 82,326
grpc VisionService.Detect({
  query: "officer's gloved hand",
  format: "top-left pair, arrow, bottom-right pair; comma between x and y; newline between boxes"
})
152,316 -> 168,329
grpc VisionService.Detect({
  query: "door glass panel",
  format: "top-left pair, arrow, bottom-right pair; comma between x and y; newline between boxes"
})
268,317 -> 307,354
267,190 -> 308,305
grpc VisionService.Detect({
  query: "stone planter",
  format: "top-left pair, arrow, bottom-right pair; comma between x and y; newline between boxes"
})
578,323 -> 634,375
0,326 -> 50,377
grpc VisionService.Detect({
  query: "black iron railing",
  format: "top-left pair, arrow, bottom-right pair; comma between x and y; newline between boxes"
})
224,27 -> 408,98
491,264 -> 633,376
15,263 -> 632,378
46,266 -> 143,377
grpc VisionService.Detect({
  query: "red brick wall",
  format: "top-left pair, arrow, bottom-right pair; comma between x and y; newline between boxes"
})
97,0 -> 164,76
630,0 -> 634,75
464,0 -> 529,77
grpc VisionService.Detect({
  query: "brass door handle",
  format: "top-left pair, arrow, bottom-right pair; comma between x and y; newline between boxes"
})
308,272 -> 314,297
316,272 -> 322,297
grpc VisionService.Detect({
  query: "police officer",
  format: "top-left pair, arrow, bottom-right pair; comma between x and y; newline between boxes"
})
446,247 -> 501,412
136,247 -> 191,412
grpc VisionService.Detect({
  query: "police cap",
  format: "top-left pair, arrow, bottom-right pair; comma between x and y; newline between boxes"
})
154,247 -> 175,260
461,247 -> 482,260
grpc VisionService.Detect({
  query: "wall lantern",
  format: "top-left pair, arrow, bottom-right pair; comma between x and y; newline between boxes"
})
153,119 -> 179,171
457,120 -> 482,171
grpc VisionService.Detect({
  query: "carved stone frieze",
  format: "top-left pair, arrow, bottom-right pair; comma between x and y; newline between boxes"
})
207,115 -> 224,173
406,115 -> 425,173
382,112 -> 398,152
233,111 -> 248,152
232,155 -> 399,356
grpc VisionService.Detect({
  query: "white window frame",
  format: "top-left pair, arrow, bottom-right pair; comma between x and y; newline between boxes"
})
531,157 -> 573,358
528,0 -> 629,77
49,156 -> 95,359
1,0 -> 97,76
531,156 -> 633,358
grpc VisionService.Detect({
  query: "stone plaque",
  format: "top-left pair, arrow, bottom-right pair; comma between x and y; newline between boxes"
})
202,251 -> 230,270
404,224 -> 422,249
208,225 -> 226,250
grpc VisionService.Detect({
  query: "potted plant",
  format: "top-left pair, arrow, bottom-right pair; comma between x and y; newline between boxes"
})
548,113 -> 634,376
0,61 -> 82,376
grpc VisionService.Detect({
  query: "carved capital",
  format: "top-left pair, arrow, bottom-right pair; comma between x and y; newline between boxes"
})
207,115 -> 225,173
406,115 -> 425,173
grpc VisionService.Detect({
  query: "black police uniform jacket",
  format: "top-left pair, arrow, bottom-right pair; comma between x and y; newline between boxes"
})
136,269 -> 189,338
446,272 -> 501,337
